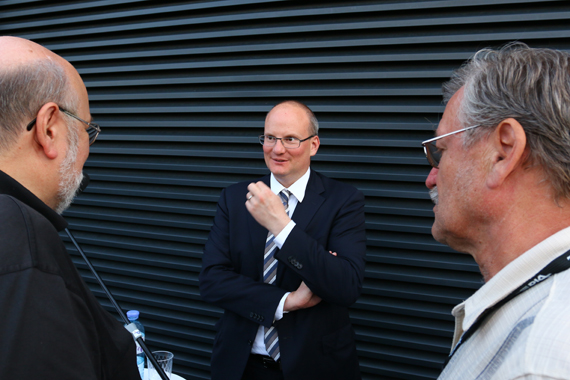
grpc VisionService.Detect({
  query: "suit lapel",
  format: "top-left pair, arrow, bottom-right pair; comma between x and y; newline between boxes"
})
247,175 -> 271,280
276,171 -> 325,286
289,171 -> 325,231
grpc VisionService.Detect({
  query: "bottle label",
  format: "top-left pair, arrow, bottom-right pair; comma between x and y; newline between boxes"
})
136,333 -> 145,354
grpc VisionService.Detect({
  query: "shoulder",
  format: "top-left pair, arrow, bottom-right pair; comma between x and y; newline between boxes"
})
224,175 -> 270,196
0,193 -> 28,218
0,195 -> 60,274
0,194 -> 57,234
0,195 -> 35,272
311,170 -> 363,199
519,272 -> 570,374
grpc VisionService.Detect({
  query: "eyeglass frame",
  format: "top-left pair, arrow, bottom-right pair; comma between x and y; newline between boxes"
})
259,134 -> 316,149
26,106 -> 101,146
421,124 -> 481,168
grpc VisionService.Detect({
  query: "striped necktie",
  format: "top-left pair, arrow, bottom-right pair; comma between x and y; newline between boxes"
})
263,189 -> 290,361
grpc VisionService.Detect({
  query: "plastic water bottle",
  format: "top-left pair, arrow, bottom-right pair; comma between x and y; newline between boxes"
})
127,310 -> 145,379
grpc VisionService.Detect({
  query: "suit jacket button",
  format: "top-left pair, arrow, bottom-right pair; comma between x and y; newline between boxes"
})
250,312 -> 254,318
248,340 -> 253,346
297,263 -> 303,269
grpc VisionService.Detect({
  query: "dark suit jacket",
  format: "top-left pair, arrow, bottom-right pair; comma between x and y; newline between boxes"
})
199,170 -> 366,380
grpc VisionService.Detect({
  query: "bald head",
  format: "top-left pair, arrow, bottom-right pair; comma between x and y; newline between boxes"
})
266,100 -> 319,136
0,36 -> 63,66
0,36 -> 91,213
0,36 -> 84,153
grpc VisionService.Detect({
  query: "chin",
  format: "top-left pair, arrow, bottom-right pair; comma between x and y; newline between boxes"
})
431,223 -> 447,245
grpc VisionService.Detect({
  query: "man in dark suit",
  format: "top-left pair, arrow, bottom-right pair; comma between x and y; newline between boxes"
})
200,100 -> 367,380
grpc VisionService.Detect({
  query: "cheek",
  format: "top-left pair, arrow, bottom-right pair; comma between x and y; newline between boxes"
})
78,142 -> 89,166
263,147 -> 272,163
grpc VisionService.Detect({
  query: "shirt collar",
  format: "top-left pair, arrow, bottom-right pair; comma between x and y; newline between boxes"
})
459,225 -> 570,331
270,168 -> 311,202
0,169 -> 68,231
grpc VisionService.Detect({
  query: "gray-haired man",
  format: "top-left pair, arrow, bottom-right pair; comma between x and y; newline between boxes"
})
423,43 -> 570,379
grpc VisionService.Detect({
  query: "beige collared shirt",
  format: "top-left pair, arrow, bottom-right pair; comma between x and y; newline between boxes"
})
440,226 -> 570,379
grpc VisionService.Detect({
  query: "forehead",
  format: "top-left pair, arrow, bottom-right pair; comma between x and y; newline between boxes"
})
264,104 -> 310,136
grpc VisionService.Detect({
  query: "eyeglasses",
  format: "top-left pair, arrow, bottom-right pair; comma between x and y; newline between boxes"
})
259,134 -> 316,149
421,125 -> 480,168
26,106 -> 101,146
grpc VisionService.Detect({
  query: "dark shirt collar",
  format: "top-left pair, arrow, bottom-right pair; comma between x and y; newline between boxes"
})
0,169 -> 68,231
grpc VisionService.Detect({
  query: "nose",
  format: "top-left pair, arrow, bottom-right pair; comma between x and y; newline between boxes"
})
273,139 -> 287,153
425,167 -> 438,189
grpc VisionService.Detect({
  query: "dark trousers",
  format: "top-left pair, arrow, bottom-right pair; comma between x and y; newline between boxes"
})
241,355 -> 284,380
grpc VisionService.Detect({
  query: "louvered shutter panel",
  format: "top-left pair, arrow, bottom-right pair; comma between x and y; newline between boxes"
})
2,1 -> 569,378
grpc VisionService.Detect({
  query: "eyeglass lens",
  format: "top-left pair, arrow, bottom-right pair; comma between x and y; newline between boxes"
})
259,135 -> 300,148
87,126 -> 99,145
424,142 -> 441,168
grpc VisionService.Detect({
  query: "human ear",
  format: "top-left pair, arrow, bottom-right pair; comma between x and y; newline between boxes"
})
34,102 -> 64,160
486,118 -> 527,189
310,135 -> 320,156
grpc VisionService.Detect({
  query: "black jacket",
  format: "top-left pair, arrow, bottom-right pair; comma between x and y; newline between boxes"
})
200,171 -> 367,380
0,170 -> 140,380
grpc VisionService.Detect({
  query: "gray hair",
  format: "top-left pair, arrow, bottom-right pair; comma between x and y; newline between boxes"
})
269,100 -> 319,135
0,58 -> 77,152
443,42 -> 570,200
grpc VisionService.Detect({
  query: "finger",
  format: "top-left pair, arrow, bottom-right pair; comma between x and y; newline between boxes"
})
247,182 -> 259,196
255,181 -> 270,191
329,250 -> 338,256
247,182 -> 269,200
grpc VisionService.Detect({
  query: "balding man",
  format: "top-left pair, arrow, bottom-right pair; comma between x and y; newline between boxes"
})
200,101 -> 367,380
423,43 -> 570,379
0,37 -> 139,379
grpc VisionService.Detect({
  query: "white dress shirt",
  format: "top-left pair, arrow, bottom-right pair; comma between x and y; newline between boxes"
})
251,168 -> 311,356
439,225 -> 570,379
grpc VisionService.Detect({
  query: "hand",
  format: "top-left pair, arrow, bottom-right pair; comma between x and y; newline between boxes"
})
245,181 -> 291,236
283,281 -> 322,312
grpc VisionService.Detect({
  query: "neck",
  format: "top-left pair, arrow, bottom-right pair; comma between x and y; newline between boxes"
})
0,152 -> 58,210
273,168 -> 310,189
470,189 -> 570,282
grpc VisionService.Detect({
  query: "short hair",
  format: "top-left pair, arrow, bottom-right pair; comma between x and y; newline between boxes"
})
0,59 -> 77,152
268,100 -> 319,136
444,42 -> 570,200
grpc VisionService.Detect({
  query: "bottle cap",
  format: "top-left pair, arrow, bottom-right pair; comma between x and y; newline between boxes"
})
127,310 -> 140,321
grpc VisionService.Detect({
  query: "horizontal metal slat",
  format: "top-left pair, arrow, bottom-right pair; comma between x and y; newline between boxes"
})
355,325 -> 450,353
18,8 -> 570,49
31,28 -> 570,58
365,263 -> 483,289
359,356 -> 440,380
88,87 -> 442,100
362,279 -> 473,305
82,71 -> 452,87
0,0 -> 277,21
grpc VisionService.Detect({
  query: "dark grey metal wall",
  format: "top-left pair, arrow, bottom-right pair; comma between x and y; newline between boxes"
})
2,0 -> 570,379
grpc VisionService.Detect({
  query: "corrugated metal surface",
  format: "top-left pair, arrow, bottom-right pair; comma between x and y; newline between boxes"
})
2,0 -> 570,378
